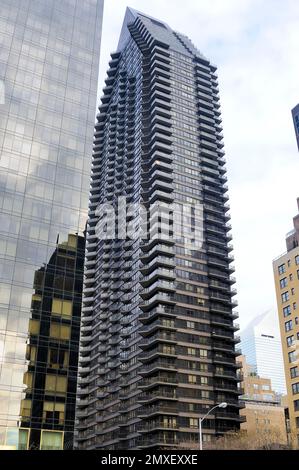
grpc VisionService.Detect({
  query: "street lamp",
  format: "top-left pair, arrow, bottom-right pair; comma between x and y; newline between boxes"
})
198,402 -> 227,450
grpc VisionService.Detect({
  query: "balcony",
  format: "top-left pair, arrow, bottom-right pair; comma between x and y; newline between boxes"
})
138,374 -> 178,389
139,319 -> 176,336
139,306 -> 175,323
139,332 -> 176,349
140,293 -> 176,310
136,434 -> 178,448
136,420 -> 178,432
140,280 -> 175,299
216,412 -> 246,422
137,389 -> 178,403
141,268 -> 176,288
213,354 -> 240,366
140,244 -> 174,262
139,345 -> 177,362
137,404 -> 178,417
148,189 -> 174,204
140,360 -> 177,375
140,256 -> 175,274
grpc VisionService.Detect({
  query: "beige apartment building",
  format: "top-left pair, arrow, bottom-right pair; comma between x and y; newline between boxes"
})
273,200 -> 299,447
238,355 -> 288,445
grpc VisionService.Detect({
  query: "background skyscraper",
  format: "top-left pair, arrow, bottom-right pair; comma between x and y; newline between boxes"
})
0,0 -> 103,450
291,104 -> 299,151
76,8 -> 242,450
240,309 -> 287,395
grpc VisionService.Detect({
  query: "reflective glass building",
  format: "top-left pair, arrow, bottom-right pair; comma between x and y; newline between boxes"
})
292,104 -> 299,151
76,8 -> 242,450
0,0 -> 103,450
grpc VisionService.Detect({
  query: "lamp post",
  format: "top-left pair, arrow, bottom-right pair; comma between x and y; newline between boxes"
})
198,402 -> 227,450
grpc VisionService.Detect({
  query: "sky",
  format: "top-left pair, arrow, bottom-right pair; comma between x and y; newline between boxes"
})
98,0 -> 299,330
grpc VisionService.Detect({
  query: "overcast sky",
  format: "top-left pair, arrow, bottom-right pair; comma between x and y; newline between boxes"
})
98,0 -> 299,330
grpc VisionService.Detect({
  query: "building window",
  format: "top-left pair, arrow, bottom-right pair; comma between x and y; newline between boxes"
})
40,431 -> 64,450
281,291 -> 290,303
288,259 -> 291,267
294,302 -> 297,310
187,347 -> 196,356
278,264 -> 286,275
283,305 -> 291,317
288,350 -> 297,363
199,349 -> 208,358
294,400 -> 299,412
189,418 -> 199,428
287,335 -> 295,347
20,399 -> 32,421
52,298 -> 73,317
201,390 -> 210,399
291,288 -> 295,295
291,367 -> 299,379
285,320 -> 293,332
29,319 -> 40,335
290,273 -> 293,281
280,278 -> 288,289
49,323 -> 71,341
4,428 -> 29,450
45,374 -> 67,394
263,394 -> 273,401
188,374 -> 197,384
43,402 -> 65,426
295,255 -> 299,265
48,348 -> 69,369
296,317 -> 299,325
187,321 -> 195,329
26,344 -> 36,364
292,382 -> 299,395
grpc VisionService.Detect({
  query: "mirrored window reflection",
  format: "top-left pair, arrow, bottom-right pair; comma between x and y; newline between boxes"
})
0,0 -> 103,450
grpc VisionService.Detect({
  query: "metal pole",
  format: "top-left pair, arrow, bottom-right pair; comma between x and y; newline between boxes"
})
199,418 -> 203,451
198,404 -> 223,450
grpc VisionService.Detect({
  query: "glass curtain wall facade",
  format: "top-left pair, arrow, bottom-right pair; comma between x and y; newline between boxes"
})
0,0 -> 103,450
292,104 -> 299,152
76,8 -> 242,450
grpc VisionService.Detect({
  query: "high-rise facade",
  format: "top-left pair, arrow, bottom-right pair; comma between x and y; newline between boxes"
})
76,8 -> 242,450
292,104 -> 299,151
273,201 -> 299,447
0,0 -> 104,450
240,309 -> 287,394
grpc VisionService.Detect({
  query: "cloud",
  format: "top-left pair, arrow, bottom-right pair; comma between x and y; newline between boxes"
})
98,0 -> 299,328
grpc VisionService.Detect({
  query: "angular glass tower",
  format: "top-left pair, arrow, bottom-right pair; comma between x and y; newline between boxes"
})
0,0 -> 104,450
292,104 -> 299,151
76,8 -> 242,450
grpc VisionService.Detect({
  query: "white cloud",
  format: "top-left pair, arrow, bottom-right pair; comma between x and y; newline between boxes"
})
99,0 -> 299,328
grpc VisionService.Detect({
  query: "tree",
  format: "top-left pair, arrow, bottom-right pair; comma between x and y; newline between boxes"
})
178,428 -> 296,450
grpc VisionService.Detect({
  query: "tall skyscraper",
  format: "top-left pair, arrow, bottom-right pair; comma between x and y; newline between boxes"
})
273,202 -> 299,447
292,104 -> 299,151
0,0 -> 104,450
240,309 -> 287,394
76,8 -> 242,450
